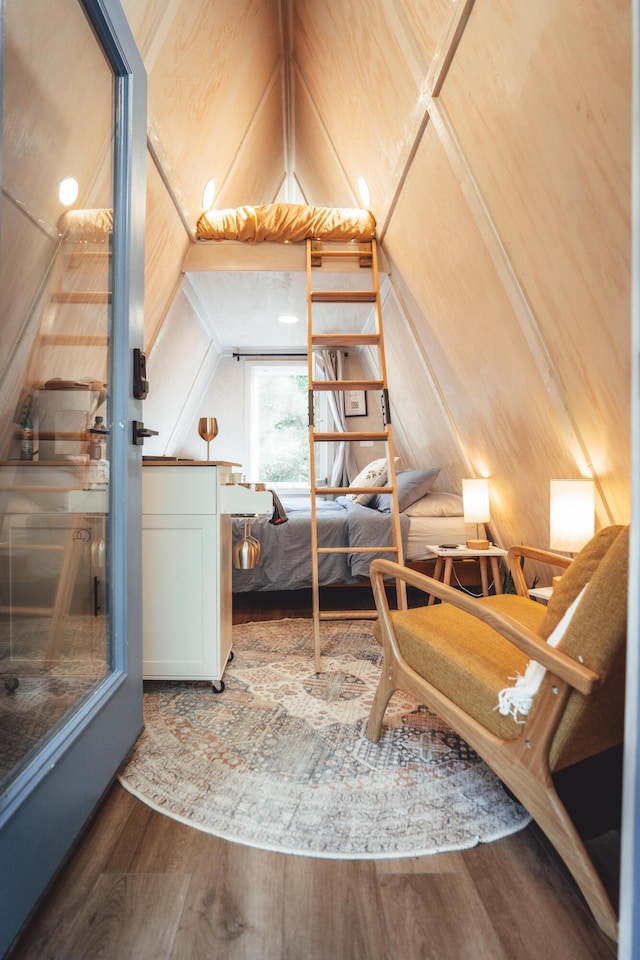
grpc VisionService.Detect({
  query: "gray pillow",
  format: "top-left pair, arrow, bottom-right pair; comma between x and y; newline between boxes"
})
371,467 -> 441,513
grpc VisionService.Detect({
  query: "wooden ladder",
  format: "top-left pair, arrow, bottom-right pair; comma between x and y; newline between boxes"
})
306,237 -> 406,671
22,234 -> 111,415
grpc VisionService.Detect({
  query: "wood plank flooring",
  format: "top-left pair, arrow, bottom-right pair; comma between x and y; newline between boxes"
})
6,590 -> 620,960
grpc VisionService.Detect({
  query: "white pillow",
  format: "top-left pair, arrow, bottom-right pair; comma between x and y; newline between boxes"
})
496,584 -> 588,723
346,458 -> 388,505
404,492 -> 464,518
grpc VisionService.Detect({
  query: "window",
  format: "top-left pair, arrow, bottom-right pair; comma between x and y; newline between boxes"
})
246,362 -> 328,491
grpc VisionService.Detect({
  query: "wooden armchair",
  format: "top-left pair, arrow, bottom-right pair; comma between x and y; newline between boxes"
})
367,525 -> 628,941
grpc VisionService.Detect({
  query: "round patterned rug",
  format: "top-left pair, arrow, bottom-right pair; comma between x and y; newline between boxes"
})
119,618 -> 530,858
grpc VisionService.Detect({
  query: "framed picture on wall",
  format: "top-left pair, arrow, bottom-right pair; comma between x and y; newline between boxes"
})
345,390 -> 367,417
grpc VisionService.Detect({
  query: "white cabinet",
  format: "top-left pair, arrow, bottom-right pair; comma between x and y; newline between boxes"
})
142,463 -> 234,690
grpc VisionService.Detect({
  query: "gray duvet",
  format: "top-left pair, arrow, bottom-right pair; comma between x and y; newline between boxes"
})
231,496 -> 409,592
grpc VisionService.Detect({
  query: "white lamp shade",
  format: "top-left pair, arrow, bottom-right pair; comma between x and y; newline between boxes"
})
462,478 -> 490,524
549,479 -> 595,552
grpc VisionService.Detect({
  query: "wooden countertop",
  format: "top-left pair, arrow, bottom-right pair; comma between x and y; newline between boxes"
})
142,459 -> 240,467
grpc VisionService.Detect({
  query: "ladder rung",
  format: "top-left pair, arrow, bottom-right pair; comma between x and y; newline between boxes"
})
318,610 -> 378,620
0,485 -> 84,493
313,431 -> 388,442
317,546 -> 399,555
311,334 -> 379,347
311,290 -> 376,303
311,379 -> 383,391
67,251 -> 111,267
0,604 -> 55,615
310,252 -> 373,270
37,335 -> 109,347
314,485 -> 394,496
51,292 -> 111,304
0,543 -> 64,552
310,247 -> 372,259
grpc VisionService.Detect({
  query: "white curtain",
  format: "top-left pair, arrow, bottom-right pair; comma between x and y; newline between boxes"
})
315,349 -> 356,487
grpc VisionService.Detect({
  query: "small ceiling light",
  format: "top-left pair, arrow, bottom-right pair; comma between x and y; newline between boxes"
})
58,177 -> 79,206
357,176 -> 371,208
278,314 -> 299,324
201,178 -> 216,210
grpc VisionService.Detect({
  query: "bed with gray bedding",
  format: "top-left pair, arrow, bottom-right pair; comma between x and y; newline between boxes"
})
231,495 -> 409,593
231,467 -> 475,593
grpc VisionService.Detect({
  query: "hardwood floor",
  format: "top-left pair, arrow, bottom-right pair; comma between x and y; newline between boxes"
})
6,590 -> 620,960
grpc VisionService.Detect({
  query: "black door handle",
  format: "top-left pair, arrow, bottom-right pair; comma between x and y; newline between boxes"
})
132,420 -> 159,445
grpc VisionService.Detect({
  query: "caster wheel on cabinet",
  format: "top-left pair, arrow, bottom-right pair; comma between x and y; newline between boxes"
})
211,679 -> 225,693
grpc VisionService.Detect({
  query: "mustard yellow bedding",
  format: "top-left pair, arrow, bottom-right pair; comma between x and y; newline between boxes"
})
58,208 -> 113,241
196,203 -> 376,242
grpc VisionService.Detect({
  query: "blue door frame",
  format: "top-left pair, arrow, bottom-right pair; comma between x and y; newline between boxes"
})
0,2 -> 146,954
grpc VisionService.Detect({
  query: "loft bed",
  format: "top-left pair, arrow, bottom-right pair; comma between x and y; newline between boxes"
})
196,202 -> 376,243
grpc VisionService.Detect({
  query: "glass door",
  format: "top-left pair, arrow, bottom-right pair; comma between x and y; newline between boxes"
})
0,2 -> 146,953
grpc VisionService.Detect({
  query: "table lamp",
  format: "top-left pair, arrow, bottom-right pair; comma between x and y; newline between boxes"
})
462,478 -> 490,550
549,479 -> 595,554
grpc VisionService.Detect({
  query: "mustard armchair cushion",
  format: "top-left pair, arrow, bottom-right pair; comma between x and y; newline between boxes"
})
547,525 -> 628,770
539,525 -> 624,639
375,594 -> 547,740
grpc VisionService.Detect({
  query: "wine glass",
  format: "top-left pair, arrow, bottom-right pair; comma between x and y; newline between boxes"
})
198,417 -> 218,460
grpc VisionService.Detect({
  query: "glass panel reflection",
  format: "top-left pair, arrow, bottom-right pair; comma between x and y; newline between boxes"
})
0,0 -> 114,788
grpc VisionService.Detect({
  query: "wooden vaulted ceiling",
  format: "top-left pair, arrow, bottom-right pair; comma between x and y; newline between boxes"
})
119,0 -> 631,553
122,0 -> 469,349
124,0 -> 453,235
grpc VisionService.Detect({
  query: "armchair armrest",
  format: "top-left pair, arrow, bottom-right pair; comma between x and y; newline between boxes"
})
507,545 -> 572,597
370,558 -> 599,696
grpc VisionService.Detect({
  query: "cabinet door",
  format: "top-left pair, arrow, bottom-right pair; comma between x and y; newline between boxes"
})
1,512 -> 105,669
142,514 -> 219,680
218,514 -> 232,667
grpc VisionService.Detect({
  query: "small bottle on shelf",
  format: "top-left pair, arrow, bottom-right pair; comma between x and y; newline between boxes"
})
88,415 -> 109,486
20,410 -> 34,461
90,415 -> 106,460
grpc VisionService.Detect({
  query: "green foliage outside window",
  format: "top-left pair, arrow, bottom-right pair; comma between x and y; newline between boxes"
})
256,372 -> 309,482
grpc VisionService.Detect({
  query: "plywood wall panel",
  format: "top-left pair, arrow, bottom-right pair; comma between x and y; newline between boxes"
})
293,0 -> 419,211
143,157 -> 191,350
0,202 -> 57,459
117,0 -> 170,62
378,284 -> 470,490
215,72 -> 285,209
439,0 -> 631,522
383,126 -> 581,549
140,0 -> 282,226
293,67 -> 355,207
144,288 -> 218,457
0,202 -> 56,384
185,356 -> 246,465
3,0 -> 113,233
395,0 -> 455,71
